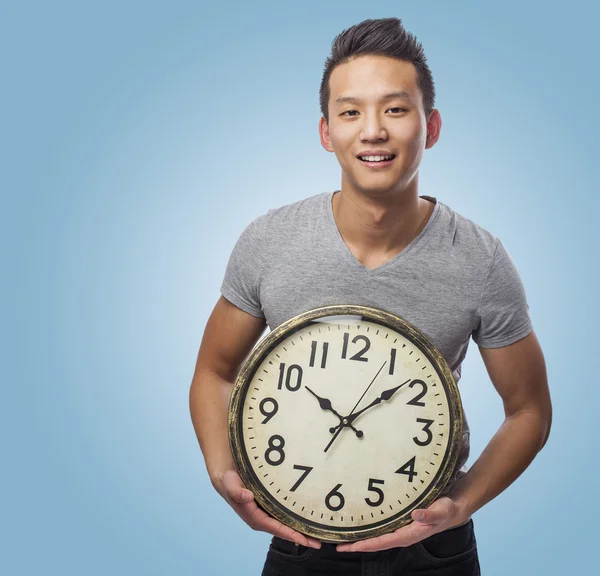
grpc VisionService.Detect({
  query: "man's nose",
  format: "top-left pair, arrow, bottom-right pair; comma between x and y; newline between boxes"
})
360,111 -> 388,141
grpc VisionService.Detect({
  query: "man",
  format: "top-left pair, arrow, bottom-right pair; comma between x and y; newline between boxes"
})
189,17 -> 551,575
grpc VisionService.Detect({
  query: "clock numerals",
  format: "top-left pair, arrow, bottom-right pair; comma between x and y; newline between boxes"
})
259,397 -> 278,424
414,418 -> 434,446
395,455 -> 418,482
365,478 -> 385,507
325,483 -> 345,512
290,465 -> 313,492
341,333 -> 370,362
309,340 -> 329,369
389,348 -> 397,375
265,434 -> 286,466
277,363 -> 303,391
407,379 -> 428,407
233,308 -> 459,542
324,479 -> 388,511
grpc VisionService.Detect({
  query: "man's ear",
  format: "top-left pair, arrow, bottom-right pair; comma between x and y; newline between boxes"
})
319,116 -> 335,153
425,109 -> 442,149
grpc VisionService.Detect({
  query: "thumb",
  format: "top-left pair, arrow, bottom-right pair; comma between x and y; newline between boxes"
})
411,500 -> 451,525
222,470 -> 255,505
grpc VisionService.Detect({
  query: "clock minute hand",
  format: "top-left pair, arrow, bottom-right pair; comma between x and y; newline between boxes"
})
324,360 -> 387,453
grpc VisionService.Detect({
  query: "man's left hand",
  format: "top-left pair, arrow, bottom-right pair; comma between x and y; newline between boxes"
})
336,496 -> 468,552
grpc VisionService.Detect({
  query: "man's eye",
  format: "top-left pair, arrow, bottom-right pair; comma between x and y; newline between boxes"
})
341,108 -> 406,117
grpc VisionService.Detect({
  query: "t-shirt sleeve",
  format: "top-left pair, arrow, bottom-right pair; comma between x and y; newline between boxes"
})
220,216 -> 266,319
471,239 -> 533,348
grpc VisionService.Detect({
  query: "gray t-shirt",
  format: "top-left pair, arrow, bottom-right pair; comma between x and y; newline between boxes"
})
221,190 -> 533,494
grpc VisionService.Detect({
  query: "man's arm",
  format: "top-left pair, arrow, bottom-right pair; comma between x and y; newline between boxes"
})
446,329 -> 552,517
189,295 -> 321,548
190,295 -> 266,488
337,330 -> 552,552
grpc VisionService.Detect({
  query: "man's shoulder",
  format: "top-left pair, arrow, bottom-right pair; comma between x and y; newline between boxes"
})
265,191 -> 328,219
248,191 -> 329,234
437,199 -> 500,259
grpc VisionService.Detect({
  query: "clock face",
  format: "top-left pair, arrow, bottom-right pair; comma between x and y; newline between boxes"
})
229,305 -> 462,542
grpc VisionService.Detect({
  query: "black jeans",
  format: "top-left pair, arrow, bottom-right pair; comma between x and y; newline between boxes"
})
261,519 -> 480,575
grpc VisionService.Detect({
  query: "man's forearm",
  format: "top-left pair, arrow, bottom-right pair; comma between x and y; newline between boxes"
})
448,409 -> 550,520
189,369 -> 235,496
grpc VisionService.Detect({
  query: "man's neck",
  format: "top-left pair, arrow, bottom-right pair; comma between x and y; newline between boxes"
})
332,179 -> 434,258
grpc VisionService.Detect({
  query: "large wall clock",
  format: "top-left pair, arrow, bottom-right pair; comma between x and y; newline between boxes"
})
228,305 -> 463,543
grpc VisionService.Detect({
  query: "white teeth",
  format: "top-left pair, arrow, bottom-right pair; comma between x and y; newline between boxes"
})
359,155 -> 393,162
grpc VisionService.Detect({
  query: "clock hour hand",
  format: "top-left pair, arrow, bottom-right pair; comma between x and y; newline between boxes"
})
305,386 -> 363,438
330,378 -> 412,432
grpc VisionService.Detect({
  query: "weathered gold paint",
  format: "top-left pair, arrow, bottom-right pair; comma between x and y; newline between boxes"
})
228,304 -> 463,543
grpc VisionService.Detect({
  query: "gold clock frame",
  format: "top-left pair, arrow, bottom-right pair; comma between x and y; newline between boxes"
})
228,304 -> 464,543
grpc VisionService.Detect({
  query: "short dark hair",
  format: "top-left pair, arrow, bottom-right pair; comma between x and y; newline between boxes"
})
319,18 -> 435,123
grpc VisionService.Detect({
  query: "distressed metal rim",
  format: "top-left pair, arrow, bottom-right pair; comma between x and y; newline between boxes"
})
228,304 -> 464,543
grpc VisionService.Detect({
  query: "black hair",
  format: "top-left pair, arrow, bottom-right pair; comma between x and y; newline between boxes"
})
319,18 -> 435,123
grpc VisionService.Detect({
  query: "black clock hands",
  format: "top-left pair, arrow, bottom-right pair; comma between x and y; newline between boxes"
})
305,386 -> 344,419
323,360 -> 387,454
305,386 -> 364,438
329,378 -> 412,434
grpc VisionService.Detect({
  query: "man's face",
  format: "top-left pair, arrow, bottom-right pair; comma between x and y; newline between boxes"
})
319,55 -> 440,198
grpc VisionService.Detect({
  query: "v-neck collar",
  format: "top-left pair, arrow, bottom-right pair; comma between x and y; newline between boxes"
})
325,190 -> 440,275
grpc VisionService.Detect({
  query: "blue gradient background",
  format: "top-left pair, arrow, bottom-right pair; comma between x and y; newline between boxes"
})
4,1 -> 598,574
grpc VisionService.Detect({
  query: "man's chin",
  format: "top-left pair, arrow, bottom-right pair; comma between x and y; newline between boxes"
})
354,183 -> 404,197
341,171 -> 410,197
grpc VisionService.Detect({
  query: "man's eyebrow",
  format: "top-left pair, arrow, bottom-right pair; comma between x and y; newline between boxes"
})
334,91 -> 413,105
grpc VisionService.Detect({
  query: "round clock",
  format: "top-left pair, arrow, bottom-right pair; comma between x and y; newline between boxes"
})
228,305 -> 463,543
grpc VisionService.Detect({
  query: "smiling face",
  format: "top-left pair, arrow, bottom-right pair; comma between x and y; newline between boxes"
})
319,55 -> 441,199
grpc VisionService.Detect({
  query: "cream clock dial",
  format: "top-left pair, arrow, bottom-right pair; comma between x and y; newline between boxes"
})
229,305 -> 463,543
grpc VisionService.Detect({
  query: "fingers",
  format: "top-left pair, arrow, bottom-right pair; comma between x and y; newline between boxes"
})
338,526 -> 423,553
337,522 -> 436,552
338,534 -> 386,552
337,498 -> 458,552
220,470 -> 321,549
247,504 -> 321,548
411,496 -> 454,525
221,469 -> 255,504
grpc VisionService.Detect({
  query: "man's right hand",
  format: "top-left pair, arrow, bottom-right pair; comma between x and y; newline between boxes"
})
219,469 -> 322,549
190,297 -> 321,550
